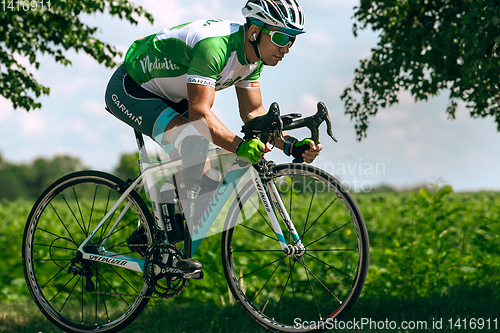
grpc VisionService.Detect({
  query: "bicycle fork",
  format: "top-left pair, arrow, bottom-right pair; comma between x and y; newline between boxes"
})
250,164 -> 306,257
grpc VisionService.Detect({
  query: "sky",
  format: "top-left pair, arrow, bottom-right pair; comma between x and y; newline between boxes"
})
1,0 -> 499,192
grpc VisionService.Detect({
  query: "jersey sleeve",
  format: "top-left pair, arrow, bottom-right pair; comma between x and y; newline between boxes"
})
235,62 -> 264,89
187,36 -> 229,89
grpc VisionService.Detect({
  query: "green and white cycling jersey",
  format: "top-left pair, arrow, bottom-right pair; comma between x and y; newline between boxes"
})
124,19 -> 264,103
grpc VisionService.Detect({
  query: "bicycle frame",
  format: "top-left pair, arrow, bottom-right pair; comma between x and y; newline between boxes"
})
76,136 -> 303,273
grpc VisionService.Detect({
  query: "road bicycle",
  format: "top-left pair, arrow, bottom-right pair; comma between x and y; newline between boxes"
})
22,101 -> 369,333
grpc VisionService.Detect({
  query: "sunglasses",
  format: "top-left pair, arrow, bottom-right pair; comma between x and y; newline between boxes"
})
253,24 -> 296,48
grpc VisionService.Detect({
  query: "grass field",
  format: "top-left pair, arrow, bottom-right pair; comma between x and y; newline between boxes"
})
1,183 -> 499,332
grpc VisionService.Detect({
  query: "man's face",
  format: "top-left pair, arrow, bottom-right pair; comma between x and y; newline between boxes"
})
257,27 -> 292,66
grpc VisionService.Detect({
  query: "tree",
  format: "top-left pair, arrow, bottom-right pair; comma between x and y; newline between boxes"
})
341,0 -> 500,140
113,152 -> 140,181
0,153 -> 85,200
0,0 -> 153,111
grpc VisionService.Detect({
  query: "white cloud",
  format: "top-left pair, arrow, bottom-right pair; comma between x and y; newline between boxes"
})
306,30 -> 334,47
83,100 -> 108,118
140,0 -> 243,27
299,93 -> 321,116
18,110 -> 49,138
0,97 -> 13,121
324,76 -> 349,99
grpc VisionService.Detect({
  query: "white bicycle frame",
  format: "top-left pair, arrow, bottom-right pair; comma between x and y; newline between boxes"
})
76,147 -> 303,273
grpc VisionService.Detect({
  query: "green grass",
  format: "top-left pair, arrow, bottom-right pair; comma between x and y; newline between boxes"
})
2,284 -> 499,332
1,184 -> 500,332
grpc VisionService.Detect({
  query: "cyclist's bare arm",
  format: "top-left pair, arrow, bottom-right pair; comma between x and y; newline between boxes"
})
237,86 -> 286,149
187,83 -> 243,153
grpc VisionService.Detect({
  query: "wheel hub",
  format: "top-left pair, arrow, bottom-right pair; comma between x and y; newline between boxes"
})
283,243 -> 306,257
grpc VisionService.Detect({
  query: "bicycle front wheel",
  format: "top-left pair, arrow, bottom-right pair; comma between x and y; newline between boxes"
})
22,171 -> 155,333
221,163 -> 369,332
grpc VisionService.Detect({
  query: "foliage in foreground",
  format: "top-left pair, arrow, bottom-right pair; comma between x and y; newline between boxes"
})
1,184 -> 499,331
1,284 -> 499,333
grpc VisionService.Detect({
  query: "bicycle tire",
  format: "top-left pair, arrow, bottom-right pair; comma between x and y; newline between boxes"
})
221,163 -> 369,332
22,170 -> 155,333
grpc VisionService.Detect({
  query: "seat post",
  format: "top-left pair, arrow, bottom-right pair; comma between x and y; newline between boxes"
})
134,130 -> 150,164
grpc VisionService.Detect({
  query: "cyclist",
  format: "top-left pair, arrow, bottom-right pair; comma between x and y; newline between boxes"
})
105,0 -> 322,272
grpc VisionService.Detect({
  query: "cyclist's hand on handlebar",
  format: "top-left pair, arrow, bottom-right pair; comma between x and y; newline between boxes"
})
237,138 -> 272,164
299,140 -> 322,163
285,137 -> 322,163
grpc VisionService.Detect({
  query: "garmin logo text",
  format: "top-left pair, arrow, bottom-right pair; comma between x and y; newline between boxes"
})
187,77 -> 216,88
111,94 -> 142,125
89,255 -> 128,266
140,55 -> 180,74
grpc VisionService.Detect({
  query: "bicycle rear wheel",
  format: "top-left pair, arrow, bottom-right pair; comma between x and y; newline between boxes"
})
221,163 -> 369,332
22,171 -> 155,333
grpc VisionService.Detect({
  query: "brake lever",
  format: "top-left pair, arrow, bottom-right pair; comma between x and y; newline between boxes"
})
267,102 -> 284,145
312,102 -> 337,143
282,102 -> 338,144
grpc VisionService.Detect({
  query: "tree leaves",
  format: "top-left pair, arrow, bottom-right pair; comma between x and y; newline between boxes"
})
0,0 -> 154,112
342,0 -> 500,140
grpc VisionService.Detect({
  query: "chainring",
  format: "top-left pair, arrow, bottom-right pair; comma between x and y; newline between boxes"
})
144,242 -> 188,298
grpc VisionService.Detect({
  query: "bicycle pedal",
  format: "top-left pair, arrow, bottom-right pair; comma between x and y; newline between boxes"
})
182,269 -> 204,280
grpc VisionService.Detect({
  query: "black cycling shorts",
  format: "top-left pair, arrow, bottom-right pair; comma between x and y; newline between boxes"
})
105,64 -> 189,145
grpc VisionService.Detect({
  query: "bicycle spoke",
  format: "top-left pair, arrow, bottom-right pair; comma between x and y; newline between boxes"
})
94,277 -> 98,326
239,223 -> 278,242
73,187 -> 87,236
232,249 -> 283,252
240,255 -> 285,281
40,261 -> 71,289
49,273 -> 77,304
95,267 -> 111,324
248,197 -> 275,235
36,227 -> 76,244
33,243 -> 76,251
50,203 -> 78,245
61,193 -> 87,237
288,257 -> 298,320
251,259 -> 285,306
295,256 -> 342,304
87,184 -> 99,239
81,277 -> 84,324
272,257 -> 296,320
99,189 -> 115,240
302,186 -> 316,238
108,265 -> 140,294
305,221 -> 351,248
99,219 -> 136,244
94,269 -> 132,306
304,252 -> 354,279
60,276 -> 80,314
302,197 -> 337,239
306,248 -> 358,252
300,256 -> 323,320
288,176 -> 293,244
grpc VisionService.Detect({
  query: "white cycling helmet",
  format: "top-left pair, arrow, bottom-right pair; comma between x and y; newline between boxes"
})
242,0 -> 306,36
